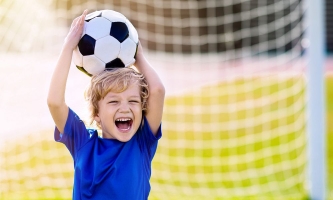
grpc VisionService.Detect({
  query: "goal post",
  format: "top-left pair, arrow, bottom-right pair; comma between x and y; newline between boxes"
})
305,0 -> 326,199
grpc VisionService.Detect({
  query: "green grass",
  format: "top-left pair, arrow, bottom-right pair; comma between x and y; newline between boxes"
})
326,77 -> 333,200
1,76 -> 332,200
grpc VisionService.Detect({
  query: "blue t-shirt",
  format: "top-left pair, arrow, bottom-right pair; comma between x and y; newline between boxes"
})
54,108 -> 162,200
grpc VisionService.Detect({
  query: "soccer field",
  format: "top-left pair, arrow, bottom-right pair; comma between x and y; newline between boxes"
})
0,76 -> 332,200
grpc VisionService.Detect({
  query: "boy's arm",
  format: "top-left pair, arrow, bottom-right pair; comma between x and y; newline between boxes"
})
134,43 -> 165,136
47,10 -> 87,133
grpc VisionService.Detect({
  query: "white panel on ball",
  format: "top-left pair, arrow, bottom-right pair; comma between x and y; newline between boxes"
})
85,17 -> 111,40
119,39 -> 136,66
95,36 -> 121,63
102,10 -> 126,23
72,47 -> 83,67
126,20 -> 139,43
83,55 -> 105,75
86,10 -> 102,21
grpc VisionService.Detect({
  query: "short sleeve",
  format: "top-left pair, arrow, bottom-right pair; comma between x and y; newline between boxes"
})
54,108 -> 93,161
137,116 -> 162,160
142,116 -> 162,141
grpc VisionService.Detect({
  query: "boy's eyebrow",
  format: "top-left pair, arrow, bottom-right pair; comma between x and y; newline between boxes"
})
104,94 -> 118,99
104,94 -> 141,99
129,95 -> 140,98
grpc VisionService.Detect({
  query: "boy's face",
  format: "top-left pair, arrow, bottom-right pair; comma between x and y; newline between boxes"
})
94,83 -> 143,142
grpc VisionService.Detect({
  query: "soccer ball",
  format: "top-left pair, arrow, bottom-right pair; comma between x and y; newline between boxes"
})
73,10 -> 139,77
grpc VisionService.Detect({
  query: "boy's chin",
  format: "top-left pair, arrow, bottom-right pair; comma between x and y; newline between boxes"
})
102,125 -> 139,141
115,133 -> 135,142
115,128 -> 137,142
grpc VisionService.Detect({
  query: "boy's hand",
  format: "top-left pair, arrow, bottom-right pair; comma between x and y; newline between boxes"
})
135,41 -> 144,62
64,10 -> 88,51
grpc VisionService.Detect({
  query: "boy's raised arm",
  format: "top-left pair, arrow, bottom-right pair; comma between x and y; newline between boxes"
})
134,43 -> 165,136
47,10 -> 87,133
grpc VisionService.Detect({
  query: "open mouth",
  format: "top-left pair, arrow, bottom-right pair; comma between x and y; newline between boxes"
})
115,118 -> 133,131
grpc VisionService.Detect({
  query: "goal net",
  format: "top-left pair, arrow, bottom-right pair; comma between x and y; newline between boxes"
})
0,0 -> 311,199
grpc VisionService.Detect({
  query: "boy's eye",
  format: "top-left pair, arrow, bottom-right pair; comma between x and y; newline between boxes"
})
108,101 -> 118,104
129,100 -> 140,103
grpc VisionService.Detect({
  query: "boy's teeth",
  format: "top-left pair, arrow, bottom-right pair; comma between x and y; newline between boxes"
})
116,118 -> 130,121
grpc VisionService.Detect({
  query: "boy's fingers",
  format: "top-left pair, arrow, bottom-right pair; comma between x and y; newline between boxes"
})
71,10 -> 87,28
68,10 -> 88,34
78,10 -> 87,26
81,10 -> 88,20
80,14 -> 85,25
75,12 -> 87,33
71,17 -> 80,28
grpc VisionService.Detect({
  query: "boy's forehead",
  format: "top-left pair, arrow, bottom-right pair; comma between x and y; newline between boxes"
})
105,84 -> 141,98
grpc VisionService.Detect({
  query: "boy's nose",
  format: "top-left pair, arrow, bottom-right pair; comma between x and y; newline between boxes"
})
118,103 -> 130,113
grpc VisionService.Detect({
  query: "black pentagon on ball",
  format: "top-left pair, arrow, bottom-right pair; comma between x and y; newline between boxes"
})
106,58 -> 125,69
78,34 -> 96,56
110,22 -> 129,43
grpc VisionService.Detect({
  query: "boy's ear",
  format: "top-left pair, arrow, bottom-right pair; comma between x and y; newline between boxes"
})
94,115 -> 100,123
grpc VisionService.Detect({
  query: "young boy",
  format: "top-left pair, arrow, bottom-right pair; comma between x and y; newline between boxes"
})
47,10 -> 165,199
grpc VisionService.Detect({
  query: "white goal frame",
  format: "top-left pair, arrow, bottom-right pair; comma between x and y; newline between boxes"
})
306,0 -> 326,199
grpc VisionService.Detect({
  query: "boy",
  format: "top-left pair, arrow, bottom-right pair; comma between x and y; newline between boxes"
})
47,10 -> 165,199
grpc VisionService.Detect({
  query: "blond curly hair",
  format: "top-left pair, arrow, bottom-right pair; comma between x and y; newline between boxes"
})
85,67 -> 149,126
